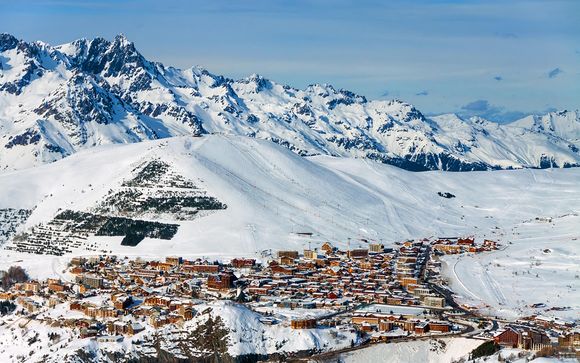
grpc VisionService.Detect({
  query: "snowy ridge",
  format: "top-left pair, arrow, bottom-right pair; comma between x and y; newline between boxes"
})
0,134 -> 579,259
512,109 -> 580,146
1,33 -> 579,171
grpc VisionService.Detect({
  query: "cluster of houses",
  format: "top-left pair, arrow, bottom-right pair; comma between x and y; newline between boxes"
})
0,238 -> 455,340
494,325 -> 579,358
242,240 -> 448,311
1,236 -> 577,359
349,310 -> 454,342
431,237 -> 499,255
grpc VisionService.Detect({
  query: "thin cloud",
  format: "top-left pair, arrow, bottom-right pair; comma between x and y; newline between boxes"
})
462,99 -> 490,112
381,90 -> 389,97
459,99 -> 526,123
548,68 -> 563,79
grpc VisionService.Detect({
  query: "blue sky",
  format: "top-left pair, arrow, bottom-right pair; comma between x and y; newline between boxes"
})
1,0 -> 579,121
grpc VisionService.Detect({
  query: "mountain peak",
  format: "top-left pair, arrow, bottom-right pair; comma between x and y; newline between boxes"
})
552,109 -> 578,118
114,33 -> 131,46
0,33 -> 19,52
110,34 -> 139,56
237,73 -> 272,92
1,33 -> 579,172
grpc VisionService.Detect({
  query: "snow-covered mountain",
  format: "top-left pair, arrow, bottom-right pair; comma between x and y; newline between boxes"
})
512,109 -> 580,147
1,134 -> 579,260
1,33 -> 579,171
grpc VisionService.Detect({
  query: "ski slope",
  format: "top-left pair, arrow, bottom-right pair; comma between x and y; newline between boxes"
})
0,134 -> 578,272
442,214 -> 580,320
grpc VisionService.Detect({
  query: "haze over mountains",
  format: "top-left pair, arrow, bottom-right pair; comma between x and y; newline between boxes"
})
1,33 -> 579,172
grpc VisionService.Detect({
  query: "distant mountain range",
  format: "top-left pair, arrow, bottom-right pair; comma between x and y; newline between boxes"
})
1,33 -> 579,172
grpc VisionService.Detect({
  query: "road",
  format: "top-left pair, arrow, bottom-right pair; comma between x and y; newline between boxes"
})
316,303 -> 371,322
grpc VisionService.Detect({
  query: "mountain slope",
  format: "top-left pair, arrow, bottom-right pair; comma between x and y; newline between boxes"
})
1,33 -> 580,171
0,134 -> 578,260
512,109 -> 580,147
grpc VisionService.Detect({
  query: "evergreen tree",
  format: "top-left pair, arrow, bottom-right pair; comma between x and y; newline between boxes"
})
183,315 -> 232,363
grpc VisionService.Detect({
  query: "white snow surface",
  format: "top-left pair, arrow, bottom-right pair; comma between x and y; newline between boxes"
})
338,339 -> 575,363
0,134 -> 578,261
339,337 -> 482,363
442,214 -> 580,320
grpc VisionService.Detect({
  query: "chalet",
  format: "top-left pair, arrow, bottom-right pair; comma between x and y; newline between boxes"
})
303,249 -> 318,260
70,257 -> 87,266
207,271 -> 237,290
558,332 -> 580,348
0,292 -> 15,300
396,320 -> 416,332
179,305 -> 194,320
400,277 -> 418,287
494,328 -> 517,347
76,274 -> 104,289
132,286 -> 153,297
291,319 -> 316,329
483,240 -> 498,249
144,295 -> 171,307
128,322 -> 145,335
23,282 -> 41,293
387,297 -> 403,305
457,238 -> 475,246
433,244 -> 462,254
270,265 -> 296,275
413,287 -> 431,298
231,258 -> 256,268
429,322 -> 450,333
113,295 -> 133,310
423,295 -> 445,308
70,301 -> 82,311
107,321 -> 127,335
279,256 -> 296,265
348,249 -> 369,259
17,297 -> 39,313
155,262 -> 173,272
278,251 -> 299,259
183,264 -> 220,274
80,327 -> 98,338
520,329 -> 551,350
352,315 -> 380,325
320,242 -> 334,254
415,322 -> 430,334
165,256 -> 183,266
149,314 -> 169,328
48,282 -> 66,293
379,320 -> 393,331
